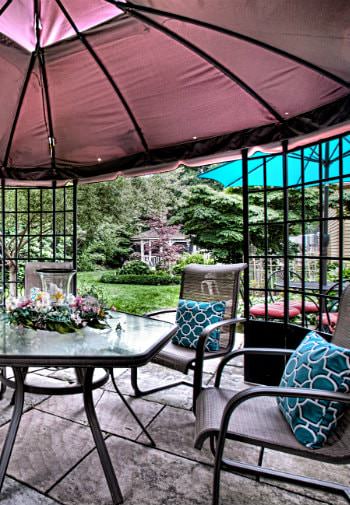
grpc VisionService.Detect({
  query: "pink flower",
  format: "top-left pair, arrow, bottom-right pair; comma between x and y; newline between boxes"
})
17,298 -> 31,308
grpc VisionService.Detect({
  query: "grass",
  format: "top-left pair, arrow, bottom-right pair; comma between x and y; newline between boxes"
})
77,270 -> 180,315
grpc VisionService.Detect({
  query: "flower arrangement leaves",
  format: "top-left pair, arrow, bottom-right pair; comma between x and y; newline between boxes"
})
7,289 -> 109,334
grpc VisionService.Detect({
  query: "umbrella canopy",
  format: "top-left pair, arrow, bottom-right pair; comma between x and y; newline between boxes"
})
198,135 -> 350,187
0,0 -> 350,183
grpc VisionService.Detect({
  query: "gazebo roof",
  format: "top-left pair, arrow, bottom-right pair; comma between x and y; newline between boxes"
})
0,1 -> 349,184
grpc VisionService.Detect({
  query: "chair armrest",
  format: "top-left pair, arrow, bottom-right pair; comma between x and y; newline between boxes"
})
195,318 -> 246,366
214,347 -> 294,387
191,318 -> 246,407
143,308 -> 177,318
214,385 -> 350,459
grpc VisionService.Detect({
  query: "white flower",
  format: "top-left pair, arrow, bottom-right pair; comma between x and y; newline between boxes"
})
66,294 -> 76,305
71,312 -> 82,326
49,284 -> 65,305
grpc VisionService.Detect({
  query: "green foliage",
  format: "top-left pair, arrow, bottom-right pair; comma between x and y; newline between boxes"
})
173,252 -> 214,275
172,184 -> 244,262
77,251 -> 105,271
120,260 -> 150,275
100,273 -> 180,285
76,172 -> 185,270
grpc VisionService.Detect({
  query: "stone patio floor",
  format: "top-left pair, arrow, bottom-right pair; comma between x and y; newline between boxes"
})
0,354 -> 348,505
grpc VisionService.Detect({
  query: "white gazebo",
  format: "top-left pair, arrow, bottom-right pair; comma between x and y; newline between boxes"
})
131,229 -> 193,267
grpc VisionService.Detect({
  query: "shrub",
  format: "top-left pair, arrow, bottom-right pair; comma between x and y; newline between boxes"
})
120,260 -> 150,275
77,251 -> 105,271
100,273 -> 180,285
173,252 -> 214,275
99,272 -> 117,283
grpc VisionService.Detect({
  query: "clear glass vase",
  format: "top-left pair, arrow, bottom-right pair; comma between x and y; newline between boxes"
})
37,268 -> 76,298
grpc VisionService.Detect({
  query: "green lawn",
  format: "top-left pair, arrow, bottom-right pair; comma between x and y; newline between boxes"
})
77,271 -> 180,315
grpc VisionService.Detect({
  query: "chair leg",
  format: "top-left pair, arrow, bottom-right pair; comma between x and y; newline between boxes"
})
109,369 -> 156,447
130,367 -> 191,398
0,367 -> 7,400
212,456 -> 222,505
0,368 -> 24,492
218,456 -> 350,502
256,446 -> 264,482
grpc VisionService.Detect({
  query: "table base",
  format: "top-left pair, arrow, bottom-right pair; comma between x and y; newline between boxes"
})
0,367 -> 124,504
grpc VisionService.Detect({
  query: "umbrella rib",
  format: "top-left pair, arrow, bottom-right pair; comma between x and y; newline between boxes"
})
54,0 -> 150,155
111,1 -> 350,90
34,0 -> 57,176
113,3 -> 285,124
3,52 -> 36,170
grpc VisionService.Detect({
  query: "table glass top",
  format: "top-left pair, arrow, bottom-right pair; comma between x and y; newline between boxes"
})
0,312 -> 176,363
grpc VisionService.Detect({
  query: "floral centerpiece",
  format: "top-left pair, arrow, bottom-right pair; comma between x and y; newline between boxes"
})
6,286 -> 109,334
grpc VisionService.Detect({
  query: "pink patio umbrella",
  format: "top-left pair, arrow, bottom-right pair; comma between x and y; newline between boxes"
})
0,0 -> 349,184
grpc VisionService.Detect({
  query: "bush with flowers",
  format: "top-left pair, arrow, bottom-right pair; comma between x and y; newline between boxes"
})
6,286 -> 109,334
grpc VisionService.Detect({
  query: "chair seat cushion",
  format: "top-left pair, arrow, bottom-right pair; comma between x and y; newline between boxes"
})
250,302 -> 300,318
289,300 -> 319,313
172,299 -> 226,352
277,331 -> 350,449
194,387 -> 350,462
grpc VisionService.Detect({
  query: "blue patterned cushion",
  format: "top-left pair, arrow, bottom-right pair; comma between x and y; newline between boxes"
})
172,299 -> 226,352
277,331 -> 350,449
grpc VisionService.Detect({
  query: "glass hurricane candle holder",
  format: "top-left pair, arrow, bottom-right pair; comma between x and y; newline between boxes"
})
37,268 -> 76,299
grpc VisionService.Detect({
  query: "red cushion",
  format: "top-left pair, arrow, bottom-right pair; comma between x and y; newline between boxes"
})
250,302 -> 300,319
289,300 -> 319,313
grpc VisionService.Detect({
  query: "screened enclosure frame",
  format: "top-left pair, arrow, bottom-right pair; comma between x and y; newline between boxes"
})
242,134 -> 350,324
0,180 -> 78,303
240,131 -> 350,383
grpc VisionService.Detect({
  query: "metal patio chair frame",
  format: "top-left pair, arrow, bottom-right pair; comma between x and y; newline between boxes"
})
129,263 -> 247,411
195,284 -> 350,504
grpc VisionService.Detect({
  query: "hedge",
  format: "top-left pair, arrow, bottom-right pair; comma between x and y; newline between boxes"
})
100,273 -> 181,285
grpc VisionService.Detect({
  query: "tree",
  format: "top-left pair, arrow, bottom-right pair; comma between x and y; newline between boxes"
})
76,172 -> 185,269
173,182 -> 321,263
145,217 -> 184,269
173,184 -> 245,263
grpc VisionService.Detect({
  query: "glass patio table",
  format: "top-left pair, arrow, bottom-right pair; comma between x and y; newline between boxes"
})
0,312 -> 177,505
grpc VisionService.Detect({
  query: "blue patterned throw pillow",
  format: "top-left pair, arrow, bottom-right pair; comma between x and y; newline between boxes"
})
172,299 -> 226,352
277,331 -> 350,449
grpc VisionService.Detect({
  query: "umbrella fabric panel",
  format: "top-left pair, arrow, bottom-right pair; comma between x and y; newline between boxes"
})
134,0 -> 350,82
6,58 -> 52,172
148,13 -> 347,121
0,0 -> 36,52
0,39 -> 29,160
45,25 -> 144,170
88,16 -> 275,149
39,0 -> 120,49
0,0 -> 122,51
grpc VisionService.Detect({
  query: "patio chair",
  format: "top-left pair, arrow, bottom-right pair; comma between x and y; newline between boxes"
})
194,284 -> 350,504
320,280 -> 350,333
128,263 -> 246,411
249,269 -> 318,324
